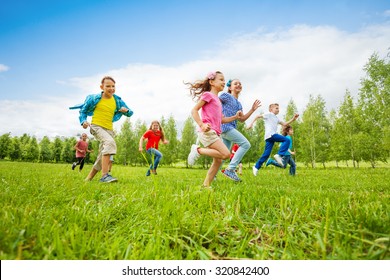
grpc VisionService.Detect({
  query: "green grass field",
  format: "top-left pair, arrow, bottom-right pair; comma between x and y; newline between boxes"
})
0,161 -> 389,260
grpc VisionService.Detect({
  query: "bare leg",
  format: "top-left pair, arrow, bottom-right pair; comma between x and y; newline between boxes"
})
203,157 -> 223,187
101,154 -> 110,176
198,139 -> 230,159
85,168 -> 99,181
202,139 -> 230,187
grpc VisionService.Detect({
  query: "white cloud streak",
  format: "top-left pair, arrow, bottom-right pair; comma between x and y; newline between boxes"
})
0,64 -> 10,72
1,24 -> 390,139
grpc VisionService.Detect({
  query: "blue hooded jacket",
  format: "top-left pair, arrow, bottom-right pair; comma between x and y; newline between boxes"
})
69,92 -> 133,125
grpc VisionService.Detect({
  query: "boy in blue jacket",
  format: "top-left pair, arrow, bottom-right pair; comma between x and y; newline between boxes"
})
70,76 -> 133,183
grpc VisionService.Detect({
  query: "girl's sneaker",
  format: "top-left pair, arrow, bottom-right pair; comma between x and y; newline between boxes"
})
188,144 -> 200,166
222,169 -> 241,182
99,174 -> 118,183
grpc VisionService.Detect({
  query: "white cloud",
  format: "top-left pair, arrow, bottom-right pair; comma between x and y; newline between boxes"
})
0,64 -> 9,72
1,23 -> 390,138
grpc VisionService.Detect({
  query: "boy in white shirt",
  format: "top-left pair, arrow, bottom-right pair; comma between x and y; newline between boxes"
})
248,103 -> 299,176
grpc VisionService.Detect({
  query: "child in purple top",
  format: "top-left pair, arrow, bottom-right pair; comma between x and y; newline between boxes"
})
219,79 -> 261,182
185,71 -> 240,188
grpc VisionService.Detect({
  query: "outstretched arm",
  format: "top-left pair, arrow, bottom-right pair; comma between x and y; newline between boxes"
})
280,113 -> 299,126
239,99 -> 261,122
246,114 -> 263,129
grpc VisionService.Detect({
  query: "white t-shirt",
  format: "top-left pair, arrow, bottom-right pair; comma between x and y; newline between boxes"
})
263,112 -> 280,140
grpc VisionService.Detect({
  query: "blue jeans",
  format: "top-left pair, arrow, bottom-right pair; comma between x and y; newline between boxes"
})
254,134 -> 290,169
267,155 -> 296,175
221,128 -> 251,170
146,148 -> 162,170
283,155 -> 296,175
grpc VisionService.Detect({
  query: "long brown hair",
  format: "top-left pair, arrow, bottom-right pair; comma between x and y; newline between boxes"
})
149,120 -> 165,141
184,71 -> 223,101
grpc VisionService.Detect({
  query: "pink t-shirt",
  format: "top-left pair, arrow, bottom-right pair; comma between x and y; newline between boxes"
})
200,92 -> 222,135
75,140 -> 89,158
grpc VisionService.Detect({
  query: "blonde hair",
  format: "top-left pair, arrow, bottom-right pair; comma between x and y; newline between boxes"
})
185,71 -> 223,101
101,76 -> 116,84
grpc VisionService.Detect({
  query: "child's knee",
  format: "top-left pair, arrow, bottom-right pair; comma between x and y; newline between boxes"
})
222,151 -> 230,160
242,141 -> 251,150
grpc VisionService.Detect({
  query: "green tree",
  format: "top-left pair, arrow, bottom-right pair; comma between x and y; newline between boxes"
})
25,137 -> 39,162
179,116 -> 197,167
19,133 -> 31,161
52,137 -> 63,163
116,119 -> 136,165
299,95 -> 330,167
331,91 -> 361,167
134,120 -> 148,166
357,52 -> 390,166
245,115 -> 265,166
39,136 -> 53,162
159,115 -> 178,165
9,136 -> 22,161
0,133 -> 12,159
284,99 -> 301,162
61,137 -> 76,163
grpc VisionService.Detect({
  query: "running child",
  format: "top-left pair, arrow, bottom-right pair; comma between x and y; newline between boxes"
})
139,120 -> 169,176
266,125 -> 296,175
220,78 -> 261,181
70,76 -> 133,183
185,71 -> 240,188
71,133 -> 93,171
250,103 -> 299,176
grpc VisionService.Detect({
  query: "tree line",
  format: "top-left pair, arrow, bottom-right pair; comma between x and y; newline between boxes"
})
0,52 -> 389,168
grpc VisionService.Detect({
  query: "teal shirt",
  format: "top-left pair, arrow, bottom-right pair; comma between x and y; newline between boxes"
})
285,135 -> 293,156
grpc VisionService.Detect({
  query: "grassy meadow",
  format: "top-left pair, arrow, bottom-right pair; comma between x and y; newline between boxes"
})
0,161 -> 389,260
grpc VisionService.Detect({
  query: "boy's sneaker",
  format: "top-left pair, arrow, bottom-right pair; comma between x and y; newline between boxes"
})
72,162 -> 77,170
266,159 -> 272,166
99,174 -> 118,183
274,154 -> 284,166
188,144 -> 200,166
222,169 -> 241,182
146,169 -> 151,176
252,166 -> 259,176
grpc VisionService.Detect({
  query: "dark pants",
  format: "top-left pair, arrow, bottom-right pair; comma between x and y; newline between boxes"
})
74,157 -> 85,171
255,134 -> 290,169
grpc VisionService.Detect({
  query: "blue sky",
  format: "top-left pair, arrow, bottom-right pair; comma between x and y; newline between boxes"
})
1,0 -> 390,138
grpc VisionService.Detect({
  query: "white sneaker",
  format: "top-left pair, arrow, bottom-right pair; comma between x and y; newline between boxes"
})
252,166 -> 258,176
274,154 -> 284,166
188,144 -> 200,166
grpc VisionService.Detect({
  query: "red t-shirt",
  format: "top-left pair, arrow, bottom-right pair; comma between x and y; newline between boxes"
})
230,143 -> 239,160
75,140 -> 89,158
143,130 -> 162,150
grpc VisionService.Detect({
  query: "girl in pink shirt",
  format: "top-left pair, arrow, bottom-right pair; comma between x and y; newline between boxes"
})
185,71 -> 241,188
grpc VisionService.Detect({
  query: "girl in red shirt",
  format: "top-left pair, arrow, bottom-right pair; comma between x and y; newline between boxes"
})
72,133 -> 93,171
139,120 -> 169,176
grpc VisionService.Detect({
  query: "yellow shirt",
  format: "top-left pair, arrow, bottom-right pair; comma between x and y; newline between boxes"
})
91,97 -> 116,130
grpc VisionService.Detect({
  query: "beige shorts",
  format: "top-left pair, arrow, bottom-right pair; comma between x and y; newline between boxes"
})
90,124 -> 116,171
198,130 -> 220,148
